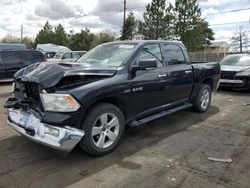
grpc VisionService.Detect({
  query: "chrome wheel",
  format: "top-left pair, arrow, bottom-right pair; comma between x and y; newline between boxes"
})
200,89 -> 210,110
91,113 -> 120,149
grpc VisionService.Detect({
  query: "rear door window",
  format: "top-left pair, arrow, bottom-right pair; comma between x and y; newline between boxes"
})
164,45 -> 186,65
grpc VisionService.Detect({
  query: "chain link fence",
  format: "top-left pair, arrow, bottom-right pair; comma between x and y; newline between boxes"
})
189,52 -> 227,63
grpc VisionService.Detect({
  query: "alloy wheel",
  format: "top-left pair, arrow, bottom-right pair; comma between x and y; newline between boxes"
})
91,113 -> 120,149
200,89 -> 210,110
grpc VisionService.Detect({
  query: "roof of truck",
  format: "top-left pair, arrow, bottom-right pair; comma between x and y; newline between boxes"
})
106,40 -> 184,46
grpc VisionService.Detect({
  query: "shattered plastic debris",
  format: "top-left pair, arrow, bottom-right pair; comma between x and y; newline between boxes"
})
208,157 -> 232,163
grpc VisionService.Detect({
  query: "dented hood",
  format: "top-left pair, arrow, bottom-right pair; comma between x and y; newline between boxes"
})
14,62 -> 118,88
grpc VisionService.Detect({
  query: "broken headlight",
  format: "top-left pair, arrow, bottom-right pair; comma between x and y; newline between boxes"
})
40,93 -> 81,112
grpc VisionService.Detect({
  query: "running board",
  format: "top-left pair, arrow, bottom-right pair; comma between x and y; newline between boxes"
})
129,103 -> 193,127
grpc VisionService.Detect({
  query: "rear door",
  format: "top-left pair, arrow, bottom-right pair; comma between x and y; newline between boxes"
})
2,51 -> 23,78
163,44 -> 193,102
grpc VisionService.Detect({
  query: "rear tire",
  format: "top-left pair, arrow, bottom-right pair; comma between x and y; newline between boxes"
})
192,84 -> 212,113
79,103 -> 125,156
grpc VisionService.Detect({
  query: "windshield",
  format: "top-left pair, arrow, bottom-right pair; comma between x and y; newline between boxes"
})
220,55 -> 250,66
77,43 -> 137,67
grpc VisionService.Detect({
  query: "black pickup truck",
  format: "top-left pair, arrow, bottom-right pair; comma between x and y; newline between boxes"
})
4,41 -> 220,156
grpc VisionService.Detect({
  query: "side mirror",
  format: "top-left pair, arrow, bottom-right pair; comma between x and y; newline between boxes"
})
130,59 -> 157,72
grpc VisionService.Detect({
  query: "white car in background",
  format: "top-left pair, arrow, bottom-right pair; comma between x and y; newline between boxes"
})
48,51 -> 87,62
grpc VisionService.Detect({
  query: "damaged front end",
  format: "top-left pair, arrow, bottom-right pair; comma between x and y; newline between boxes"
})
7,107 -> 85,155
220,66 -> 250,90
4,62 -> 117,155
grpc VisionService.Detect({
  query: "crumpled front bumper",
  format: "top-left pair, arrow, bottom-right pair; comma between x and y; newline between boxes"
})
7,108 -> 85,155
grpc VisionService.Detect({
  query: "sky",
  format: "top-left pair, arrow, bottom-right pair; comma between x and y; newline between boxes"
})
0,0 -> 249,44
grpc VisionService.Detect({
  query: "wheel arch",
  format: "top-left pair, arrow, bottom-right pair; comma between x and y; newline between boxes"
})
82,97 -> 127,125
202,77 -> 213,90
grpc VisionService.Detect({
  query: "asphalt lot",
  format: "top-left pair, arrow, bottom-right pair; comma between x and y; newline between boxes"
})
0,83 -> 249,188
0,82 -> 12,97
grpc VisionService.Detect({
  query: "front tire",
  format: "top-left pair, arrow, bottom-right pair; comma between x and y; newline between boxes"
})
79,103 -> 125,156
192,84 -> 212,113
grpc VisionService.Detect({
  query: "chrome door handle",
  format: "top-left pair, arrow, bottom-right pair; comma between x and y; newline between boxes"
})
185,70 -> 192,74
158,74 -> 167,78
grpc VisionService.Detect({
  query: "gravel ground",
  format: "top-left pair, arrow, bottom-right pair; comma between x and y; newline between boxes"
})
0,84 -> 249,188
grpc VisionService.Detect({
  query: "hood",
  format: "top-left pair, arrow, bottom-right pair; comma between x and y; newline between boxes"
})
221,65 -> 250,72
15,62 -> 118,89
48,59 -> 78,63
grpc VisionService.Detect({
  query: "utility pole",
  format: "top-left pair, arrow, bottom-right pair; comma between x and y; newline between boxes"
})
203,38 -> 207,62
21,24 -> 23,43
239,27 -> 243,53
123,0 -> 127,30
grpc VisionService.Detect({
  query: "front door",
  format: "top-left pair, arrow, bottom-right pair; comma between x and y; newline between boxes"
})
125,43 -> 171,118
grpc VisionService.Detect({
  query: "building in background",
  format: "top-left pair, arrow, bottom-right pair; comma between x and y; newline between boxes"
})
190,41 -> 230,63
204,41 -> 230,54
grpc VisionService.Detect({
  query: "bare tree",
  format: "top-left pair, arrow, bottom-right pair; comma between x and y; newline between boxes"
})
231,27 -> 249,53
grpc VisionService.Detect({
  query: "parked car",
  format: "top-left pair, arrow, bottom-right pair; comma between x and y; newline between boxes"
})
0,50 -> 46,80
4,41 -> 220,156
48,51 -> 87,62
219,54 -> 250,90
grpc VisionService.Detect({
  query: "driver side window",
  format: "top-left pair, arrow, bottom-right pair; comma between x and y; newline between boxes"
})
134,44 -> 163,67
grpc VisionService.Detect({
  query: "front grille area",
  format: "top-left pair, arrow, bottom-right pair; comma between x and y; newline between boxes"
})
25,82 -> 40,100
14,79 -> 41,105
221,71 -> 237,80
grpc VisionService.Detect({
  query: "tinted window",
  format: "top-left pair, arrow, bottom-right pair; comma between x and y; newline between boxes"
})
134,44 -> 163,67
23,51 -> 45,62
2,51 -> 22,62
164,45 -> 185,65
